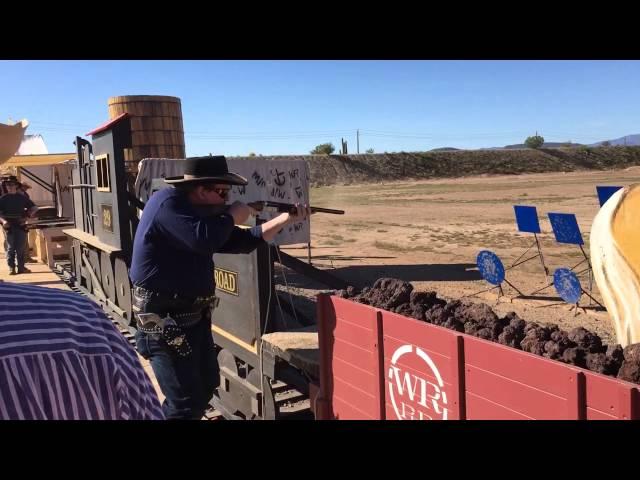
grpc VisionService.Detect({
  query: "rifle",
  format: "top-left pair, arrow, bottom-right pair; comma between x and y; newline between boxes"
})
247,201 -> 344,215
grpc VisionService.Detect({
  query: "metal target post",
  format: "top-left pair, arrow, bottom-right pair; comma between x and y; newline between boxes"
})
553,267 -> 605,315
466,250 -> 525,304
474,205 -> 551,302
546,212 -> 600,302
511,205 -> 549,279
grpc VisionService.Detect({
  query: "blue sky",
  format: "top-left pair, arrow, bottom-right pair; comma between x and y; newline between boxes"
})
1,60 -> 638,155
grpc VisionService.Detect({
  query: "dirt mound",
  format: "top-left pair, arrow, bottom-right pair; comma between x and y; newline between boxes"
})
337,277 -> 640,384
618,344 -> 640,383
235,147 -> 640,186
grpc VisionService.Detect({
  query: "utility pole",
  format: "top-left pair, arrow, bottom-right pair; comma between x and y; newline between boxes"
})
357,129 -> 360,154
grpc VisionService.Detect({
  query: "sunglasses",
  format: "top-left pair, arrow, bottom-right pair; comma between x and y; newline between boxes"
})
203,184 -> 231,199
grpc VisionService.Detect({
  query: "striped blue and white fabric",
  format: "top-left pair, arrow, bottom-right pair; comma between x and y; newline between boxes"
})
0,282 -> 164,420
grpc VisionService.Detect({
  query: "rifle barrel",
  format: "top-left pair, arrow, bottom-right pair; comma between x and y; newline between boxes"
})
309,206 -> 345,214
248,201 -> 344,215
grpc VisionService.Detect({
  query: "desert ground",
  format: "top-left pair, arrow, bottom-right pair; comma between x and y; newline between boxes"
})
280,167 -> 640,345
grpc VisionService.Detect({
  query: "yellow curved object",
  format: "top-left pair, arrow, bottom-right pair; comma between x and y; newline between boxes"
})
0,120 -> 28,165
3,153 -> 75,168
591,184 -> 640,347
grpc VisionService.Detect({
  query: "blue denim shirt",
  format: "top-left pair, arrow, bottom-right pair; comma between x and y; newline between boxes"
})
130,187 -> 264,297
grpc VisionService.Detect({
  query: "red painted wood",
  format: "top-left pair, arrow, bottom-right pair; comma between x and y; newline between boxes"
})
333,396 -> 376,420
383,311 -> 458,356
586,407 -> 617,420
320,296 -> 640,421
332,376 -> 378,417
466,393 -> 534,420
318,295 -> 381,419
464,336 -> 579,398
466,364 -> 572,419
383,335 -> 458,381
332,317 -> 376,352
584,371 -> 639,420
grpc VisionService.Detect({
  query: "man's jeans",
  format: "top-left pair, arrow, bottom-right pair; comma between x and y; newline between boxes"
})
5,226 -> 26,270
134,290 -> 219,420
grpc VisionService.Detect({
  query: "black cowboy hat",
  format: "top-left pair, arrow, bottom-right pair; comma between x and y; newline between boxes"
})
1,175 -> 19,185
164,155 -> 248,186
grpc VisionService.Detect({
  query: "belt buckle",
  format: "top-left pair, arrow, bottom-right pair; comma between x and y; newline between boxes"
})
136,312 -> 165,329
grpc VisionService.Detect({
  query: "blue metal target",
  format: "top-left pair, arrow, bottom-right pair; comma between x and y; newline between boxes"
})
548,213 -> 584,245
514,205 -> 541,234
596,186 -> 623,207
553,268 -> 582,304
476,250 -> 505,286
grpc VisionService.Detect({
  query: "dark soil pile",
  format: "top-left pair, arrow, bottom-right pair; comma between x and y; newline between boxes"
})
337,278 -> 639,383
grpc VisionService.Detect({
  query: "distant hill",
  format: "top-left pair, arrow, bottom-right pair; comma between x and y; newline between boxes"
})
425,134 -> 640,152
232,146 -> 640,187
492,134 -> 640,150
590,134 -> 640,147
502,141 -> 583,149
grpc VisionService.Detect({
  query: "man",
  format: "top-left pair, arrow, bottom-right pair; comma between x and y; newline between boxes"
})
0,176 -> 38,275
17,182 -> 31,199
16,182 -> 33,264
0,281 -> 164,420
129,155 -> 310,420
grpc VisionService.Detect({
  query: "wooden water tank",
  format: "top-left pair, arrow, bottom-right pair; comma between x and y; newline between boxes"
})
107,95 -> 186,172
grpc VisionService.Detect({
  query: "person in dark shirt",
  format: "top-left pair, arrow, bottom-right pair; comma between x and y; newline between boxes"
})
17,182 -> 33,264
0,176 -> 38,275
130,156 -> 310,419
18,182 -> 31,199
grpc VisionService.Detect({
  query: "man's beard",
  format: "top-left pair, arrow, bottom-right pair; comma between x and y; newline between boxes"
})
192,204 -> 229,217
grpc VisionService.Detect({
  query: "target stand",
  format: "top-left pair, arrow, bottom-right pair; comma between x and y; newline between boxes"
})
528,212 -> 596,303
511,205 -> 550,280
471,206 -> 550,303
552,267 -> 605,315
466,250 -> 525,304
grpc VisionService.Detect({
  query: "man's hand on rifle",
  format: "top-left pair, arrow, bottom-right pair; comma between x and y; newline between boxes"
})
228,201 -> 257,225
255,203 -> 312,243
285,203 -> 312,224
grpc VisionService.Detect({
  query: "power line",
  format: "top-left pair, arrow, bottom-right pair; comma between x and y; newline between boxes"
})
185,133 -> 351,140
186,128 -> 354,136
24,120 -> 628,143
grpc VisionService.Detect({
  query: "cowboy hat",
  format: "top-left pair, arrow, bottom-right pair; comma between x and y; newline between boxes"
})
164,155 -> 248,186
1,175 -> 19,185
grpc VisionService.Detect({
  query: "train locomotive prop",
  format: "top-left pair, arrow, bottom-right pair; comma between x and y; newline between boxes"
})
62,112 -> 349,419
